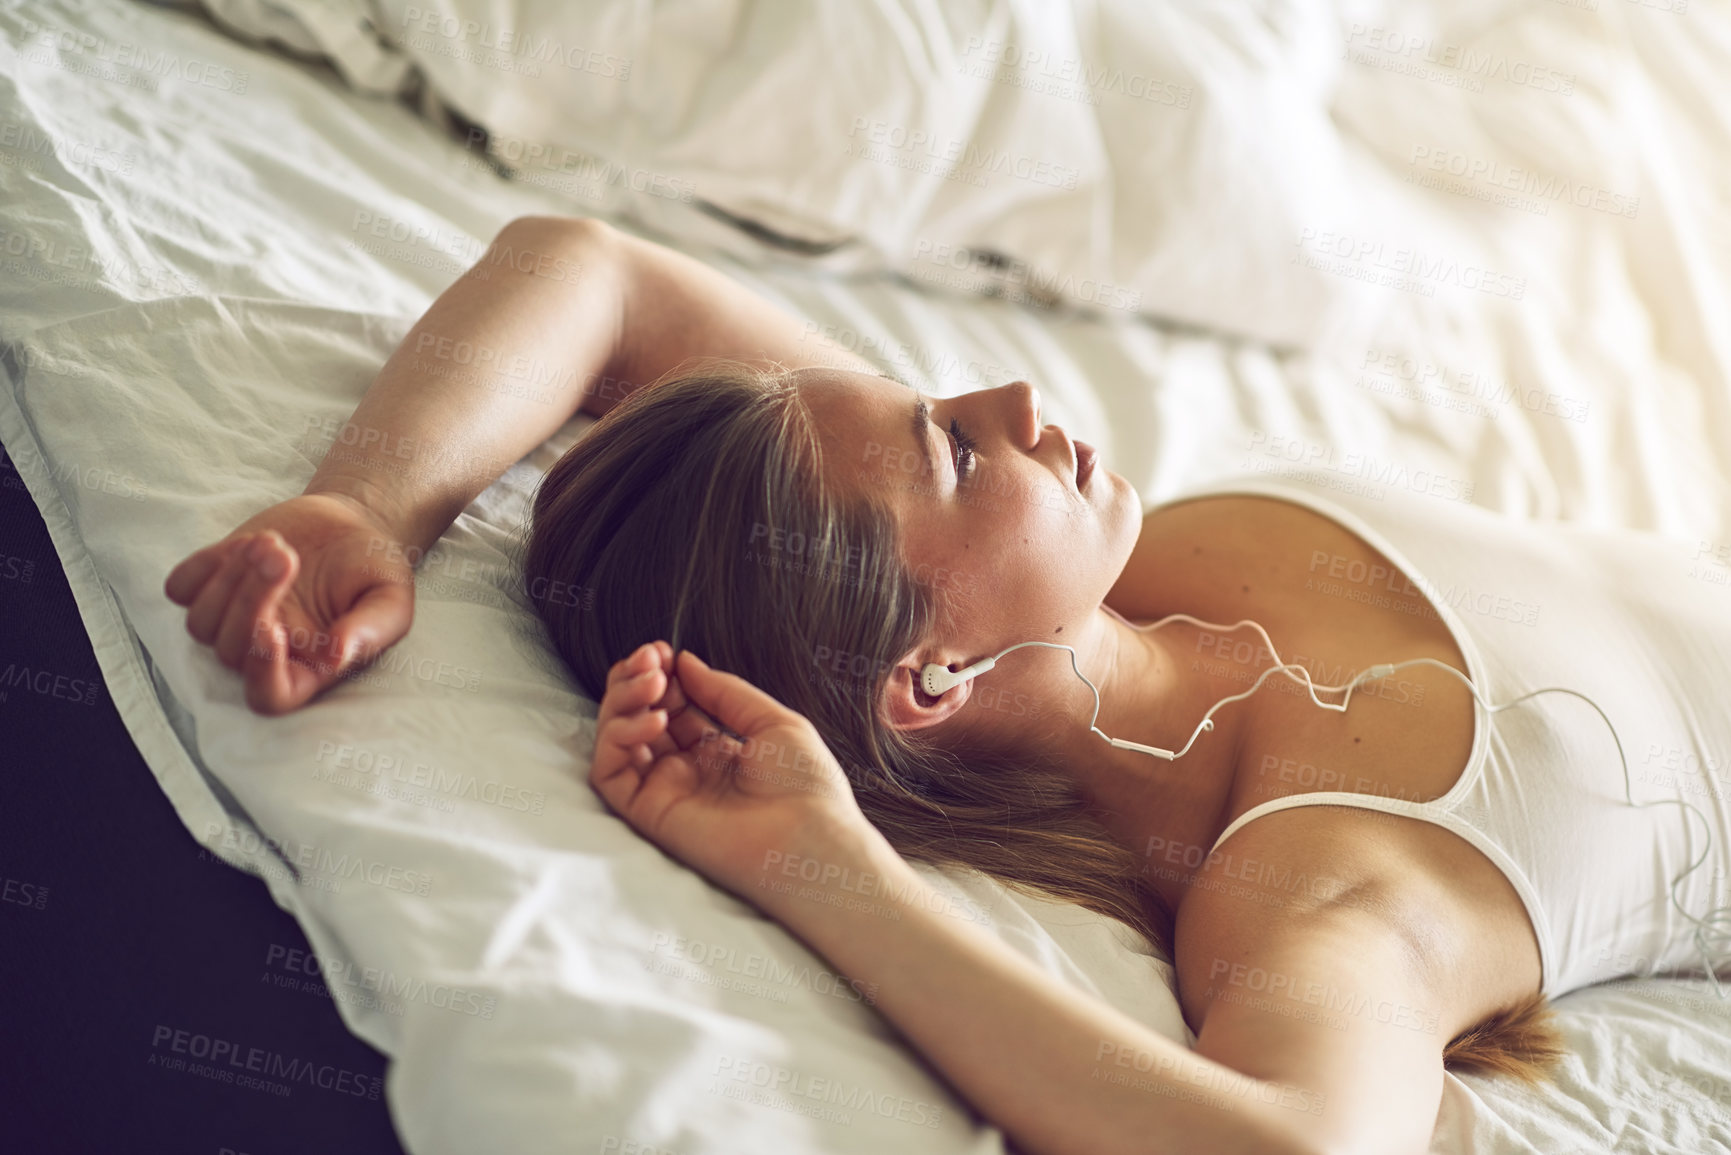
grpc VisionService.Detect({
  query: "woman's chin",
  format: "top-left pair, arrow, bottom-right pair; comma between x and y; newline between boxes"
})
1103,468 -> 1141,545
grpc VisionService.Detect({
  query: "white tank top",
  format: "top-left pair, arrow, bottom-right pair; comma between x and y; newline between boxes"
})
1182,472 -> 1731,998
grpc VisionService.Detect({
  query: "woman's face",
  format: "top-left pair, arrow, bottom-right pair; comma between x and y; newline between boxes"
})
799,368 -> 1143,691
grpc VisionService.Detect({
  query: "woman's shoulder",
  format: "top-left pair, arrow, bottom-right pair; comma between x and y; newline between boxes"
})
1171,801 -> 1541,1040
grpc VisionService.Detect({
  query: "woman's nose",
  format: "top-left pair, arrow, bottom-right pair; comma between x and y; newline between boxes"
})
1014,380 -> 1040,423
1002,380 -> 1041,447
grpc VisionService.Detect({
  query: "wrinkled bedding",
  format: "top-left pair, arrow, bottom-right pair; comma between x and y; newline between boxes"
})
4,0 -> 1731,1152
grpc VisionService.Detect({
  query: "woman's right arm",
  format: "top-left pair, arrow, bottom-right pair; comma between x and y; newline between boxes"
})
590,643 -> 1354,1155
167,215 -> 878,713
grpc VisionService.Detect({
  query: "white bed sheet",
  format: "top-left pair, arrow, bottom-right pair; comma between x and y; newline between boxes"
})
3,1 -> 1731,1153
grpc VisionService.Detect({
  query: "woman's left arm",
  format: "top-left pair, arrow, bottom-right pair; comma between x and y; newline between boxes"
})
592,643 -> 1336,1155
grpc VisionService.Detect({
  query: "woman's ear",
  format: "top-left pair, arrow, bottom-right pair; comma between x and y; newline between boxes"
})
880,657 -> 974,731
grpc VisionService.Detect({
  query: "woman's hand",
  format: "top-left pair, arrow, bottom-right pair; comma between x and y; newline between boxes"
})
591,642 -> 886,903
164,493 -> 416,715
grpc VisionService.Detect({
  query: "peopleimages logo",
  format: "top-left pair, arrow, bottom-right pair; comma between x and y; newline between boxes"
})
711,1056 -> 947,1128
399,7 -> 631,79
846,117 -> 1081,191
1406,146 -> 1639,219
1293,229 -> 1526,301
1357,348 -> 1592,425
0,120 -> 136,175
1243,432 -> 1477,504
18,17 -> 251,93
1342,24 -> 1576,95
909,240 -> 1143,312
201,822 -> 434,896
265,944 -> 497,1019
0,662 -> 101,705
313,740 -> 546,815
148,1025 -> 382,1099
957,36 -> 1193,108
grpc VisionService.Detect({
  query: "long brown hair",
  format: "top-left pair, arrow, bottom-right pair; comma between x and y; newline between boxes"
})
520,360 -> 1562,1083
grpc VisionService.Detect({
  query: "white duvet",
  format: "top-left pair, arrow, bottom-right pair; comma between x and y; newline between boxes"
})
203,0 -> 1370,350
4,0 -> 1731,1152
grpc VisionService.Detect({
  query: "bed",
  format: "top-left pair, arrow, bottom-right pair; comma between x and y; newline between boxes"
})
2,0 -> 1729,1151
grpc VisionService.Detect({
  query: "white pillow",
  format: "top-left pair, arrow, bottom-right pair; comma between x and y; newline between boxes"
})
4,297 -> 1192,1153
214,0 -> 1375,347
0,4 -> 1191,1151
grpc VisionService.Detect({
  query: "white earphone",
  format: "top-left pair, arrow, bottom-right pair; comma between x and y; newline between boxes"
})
920,612 -> 1379,761
919,610 -> 1730,996
921,645 -> 1208,759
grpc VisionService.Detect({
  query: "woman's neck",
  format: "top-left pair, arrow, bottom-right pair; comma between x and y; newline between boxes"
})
1047,605 -> 1258,910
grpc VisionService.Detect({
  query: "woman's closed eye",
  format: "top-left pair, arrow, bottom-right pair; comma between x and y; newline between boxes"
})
949,417 -> 978,483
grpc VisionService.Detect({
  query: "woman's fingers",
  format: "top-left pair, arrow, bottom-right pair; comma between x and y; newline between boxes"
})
599,644 -> 668,716
324,579 -> 415,676
214,534 -> 298,669
164,535 -> 252,606
591,708 -> 670,796
184,536 -> 260,644
605,708 -> 667,750
608,750 -> 702,836
599,666 -> 668,727
667,700 -> 724,750
651,643 -> 689,714
604,643 -> 659,694
240,616 -> 320,716
673,650 -> 800,740
590,742 -> 708,840
597,645 -> 779,778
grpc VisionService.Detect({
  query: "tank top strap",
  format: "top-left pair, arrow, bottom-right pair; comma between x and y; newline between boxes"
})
1209,791 -> 1442,856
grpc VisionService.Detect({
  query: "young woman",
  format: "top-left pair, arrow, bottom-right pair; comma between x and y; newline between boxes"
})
166,215 -> 1731,1155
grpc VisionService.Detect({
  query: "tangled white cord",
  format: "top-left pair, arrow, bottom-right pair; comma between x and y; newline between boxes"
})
924,612 -> 1729,997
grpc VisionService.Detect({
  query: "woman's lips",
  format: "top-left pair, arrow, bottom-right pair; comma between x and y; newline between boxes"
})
1075,440 -> 1097,488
